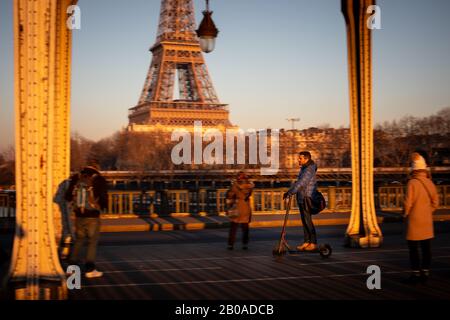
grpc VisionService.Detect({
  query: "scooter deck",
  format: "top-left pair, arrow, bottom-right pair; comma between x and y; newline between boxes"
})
287,249 -> 321,254
273,197 -> 332,258
274,244 -> 332,258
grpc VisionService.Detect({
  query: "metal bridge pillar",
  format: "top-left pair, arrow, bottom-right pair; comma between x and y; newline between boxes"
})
8,0 -> 76,299
342,0 -> 383,248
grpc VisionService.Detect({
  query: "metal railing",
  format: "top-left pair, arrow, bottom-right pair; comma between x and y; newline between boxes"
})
0,191 -> 16,218
107,191 -> 156,216
378,185 -> 450,211
1,185 -> 449,217
87,185 -> 450,215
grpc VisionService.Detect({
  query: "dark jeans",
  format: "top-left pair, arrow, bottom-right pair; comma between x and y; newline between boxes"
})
228,222 -> 249,246
408,239 -> 432,271
70,217 -> 101,272
299,199 -> 317,244
0,246 -> 9,264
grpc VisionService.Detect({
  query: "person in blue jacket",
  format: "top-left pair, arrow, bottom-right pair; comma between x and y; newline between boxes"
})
283,151 -> 318,251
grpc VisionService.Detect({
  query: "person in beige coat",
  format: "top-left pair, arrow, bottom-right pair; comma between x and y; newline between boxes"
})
226,172 -> 254,250
403,151 -> 439,283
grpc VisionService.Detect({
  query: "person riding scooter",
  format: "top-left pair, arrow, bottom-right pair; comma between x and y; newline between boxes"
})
283,151 -> 318,252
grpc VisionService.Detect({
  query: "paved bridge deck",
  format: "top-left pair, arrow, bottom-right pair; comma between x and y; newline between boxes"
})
2,222 -> 449,301
66,223 -> 450,300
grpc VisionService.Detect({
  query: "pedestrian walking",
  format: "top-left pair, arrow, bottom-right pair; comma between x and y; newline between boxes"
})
65,159 -> 108,278
54,178 -> 74,260
226,172 -> 254,250
403,150 -> 439,284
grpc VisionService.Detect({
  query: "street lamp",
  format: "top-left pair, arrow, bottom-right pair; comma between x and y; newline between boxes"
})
196,0 -> 219,53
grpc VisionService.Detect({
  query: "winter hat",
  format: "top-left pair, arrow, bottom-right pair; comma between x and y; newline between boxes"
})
411,152 -> 427,171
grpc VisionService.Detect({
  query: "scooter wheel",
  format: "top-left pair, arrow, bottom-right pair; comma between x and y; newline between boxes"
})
319,244 -> 332,258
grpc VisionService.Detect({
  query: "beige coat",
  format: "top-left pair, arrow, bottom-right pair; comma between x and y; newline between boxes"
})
404,170 -> 439,241
227,181 -> 254,224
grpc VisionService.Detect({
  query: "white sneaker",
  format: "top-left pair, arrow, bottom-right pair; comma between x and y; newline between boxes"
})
85,269 -> 103,278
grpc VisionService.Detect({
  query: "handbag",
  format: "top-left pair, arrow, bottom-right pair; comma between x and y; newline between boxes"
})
307,190 -> 326,215
225,198 -> 239,219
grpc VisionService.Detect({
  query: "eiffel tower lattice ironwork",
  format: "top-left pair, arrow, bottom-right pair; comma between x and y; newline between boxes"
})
128,0 -> 232,130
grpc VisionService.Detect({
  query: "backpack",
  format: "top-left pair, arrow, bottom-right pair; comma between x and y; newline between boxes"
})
307,190 -> 327,215
72,173 -> 101,213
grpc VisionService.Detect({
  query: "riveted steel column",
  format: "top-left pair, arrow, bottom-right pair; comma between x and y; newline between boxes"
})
9,0 -> 76,299
342,0 -> 383,248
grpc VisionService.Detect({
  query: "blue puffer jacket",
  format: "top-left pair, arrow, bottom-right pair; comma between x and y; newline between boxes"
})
287,160 -> 318,203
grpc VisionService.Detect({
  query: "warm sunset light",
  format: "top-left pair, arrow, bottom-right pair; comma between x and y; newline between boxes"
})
0,0 -> 449,316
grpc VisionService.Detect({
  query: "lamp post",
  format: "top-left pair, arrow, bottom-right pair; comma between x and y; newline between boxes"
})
286,118 -> 300,130
196,0 -> 219,53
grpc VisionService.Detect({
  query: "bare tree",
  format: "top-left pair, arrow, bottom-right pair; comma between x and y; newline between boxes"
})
88,133 -> 121,171
70,132 -> 94,171
373,107 -> 450,166
0,146 -> 15,187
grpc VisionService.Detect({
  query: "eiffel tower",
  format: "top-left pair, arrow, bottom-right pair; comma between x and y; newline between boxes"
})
128,0 -> 232,131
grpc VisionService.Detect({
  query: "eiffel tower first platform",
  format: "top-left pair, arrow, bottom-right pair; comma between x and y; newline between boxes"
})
128,0 -> 233,132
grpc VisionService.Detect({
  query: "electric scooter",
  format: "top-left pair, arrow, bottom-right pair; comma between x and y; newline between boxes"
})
272,196 -> 332,258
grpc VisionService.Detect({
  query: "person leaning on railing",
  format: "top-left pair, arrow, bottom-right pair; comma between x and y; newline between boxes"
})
403,150 -> 439,284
